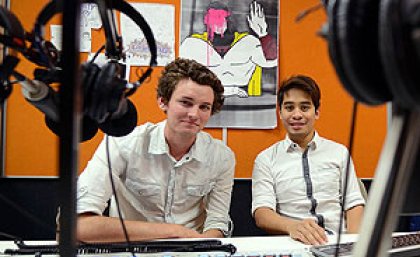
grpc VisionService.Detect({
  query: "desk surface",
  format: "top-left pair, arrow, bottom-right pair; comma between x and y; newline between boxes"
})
0,235 -> 359,257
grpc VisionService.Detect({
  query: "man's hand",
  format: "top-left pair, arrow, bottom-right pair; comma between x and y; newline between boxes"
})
169,224 -> 205,238
287,219 -> 328,245
247,1 -> 268,38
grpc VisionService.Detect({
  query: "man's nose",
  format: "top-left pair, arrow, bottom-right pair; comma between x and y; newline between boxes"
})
188,105 -> 199,119
291,109 -> 303,119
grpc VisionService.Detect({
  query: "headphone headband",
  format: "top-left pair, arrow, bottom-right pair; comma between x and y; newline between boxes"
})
34,0 -> 157,72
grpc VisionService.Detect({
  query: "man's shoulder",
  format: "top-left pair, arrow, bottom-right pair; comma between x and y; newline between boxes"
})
256,140 -> 285,158
197,131 -> 234,154
316,134 -> 348,152
109,122 -> 161,149
113,122 -> 156,138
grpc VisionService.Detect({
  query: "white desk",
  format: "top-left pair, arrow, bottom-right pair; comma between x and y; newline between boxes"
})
0,235 -> 358,257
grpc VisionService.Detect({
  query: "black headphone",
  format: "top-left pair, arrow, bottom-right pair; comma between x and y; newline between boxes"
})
30,0 -> 157,139
379,0 -> 420,110
325,0 -> 420,110
326,0 -> 393,106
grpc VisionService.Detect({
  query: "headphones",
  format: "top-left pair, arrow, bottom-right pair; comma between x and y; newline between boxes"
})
326,0 -> 393,105
0,6 -> 27,103
378,0 -> 420,110
29,0 -> 157,138
325,0 -> 420,109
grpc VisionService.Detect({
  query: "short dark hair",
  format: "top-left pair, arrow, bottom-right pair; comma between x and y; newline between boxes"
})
157,58 -> 224,114
277,75 -> 321,111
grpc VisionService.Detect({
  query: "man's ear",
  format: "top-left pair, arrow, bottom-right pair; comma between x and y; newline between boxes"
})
278,105 -> 283,119
157,97 -> 167,112
315,108 -> 320,120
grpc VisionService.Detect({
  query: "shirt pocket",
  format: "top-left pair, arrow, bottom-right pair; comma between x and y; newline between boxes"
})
126,179 -> 162,212
311,167 -> 340,196
186,181 -> 215,197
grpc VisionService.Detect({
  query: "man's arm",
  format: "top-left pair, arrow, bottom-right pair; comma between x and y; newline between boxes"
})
254,207 -> 328,245
201,148 -> 236,238
201,229 -> 223,238
345,205 -> 364,233
76,213 -> 203,243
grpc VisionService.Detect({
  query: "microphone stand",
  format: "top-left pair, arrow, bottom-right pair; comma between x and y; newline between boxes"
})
352,106 -> 420,257
58,0 -> 82,257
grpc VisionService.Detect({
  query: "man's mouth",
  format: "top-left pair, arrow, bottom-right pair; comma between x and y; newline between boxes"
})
290,122 -> 305,129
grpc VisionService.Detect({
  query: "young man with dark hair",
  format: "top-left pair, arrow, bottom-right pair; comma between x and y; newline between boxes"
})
75,58 -> 235,242
252,74 -> 365,245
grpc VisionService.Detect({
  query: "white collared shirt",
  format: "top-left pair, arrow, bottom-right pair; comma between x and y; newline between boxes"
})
251,132 -> 365,232
77,121 -> 235,236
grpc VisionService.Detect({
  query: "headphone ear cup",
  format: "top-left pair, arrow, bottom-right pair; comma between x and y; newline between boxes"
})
81,62 -> 100,117
98,99 -> 137,137
86,62 -> 126,123
327,0 -> 392,105
379,0 -> 420,110
45,115 -> 98,142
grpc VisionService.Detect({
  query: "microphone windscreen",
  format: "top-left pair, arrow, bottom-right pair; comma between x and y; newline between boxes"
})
98,99 -> 137,137
45,115 -> 99,142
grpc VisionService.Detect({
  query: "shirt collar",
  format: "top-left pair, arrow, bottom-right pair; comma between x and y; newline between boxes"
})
148,120 -> 204,163
188,135 -> 205,162
148,120 -> 169,155
284,131 -> 319,152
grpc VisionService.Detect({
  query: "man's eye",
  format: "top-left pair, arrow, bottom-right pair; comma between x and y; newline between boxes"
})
180,100 -> 192,106
200,105 -> 212,111
284,106 -> 293,111
301,106 -> 310,111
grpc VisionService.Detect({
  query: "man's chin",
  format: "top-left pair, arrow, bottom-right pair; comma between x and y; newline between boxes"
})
289,130 -> 306,138
179,127 -> 200,136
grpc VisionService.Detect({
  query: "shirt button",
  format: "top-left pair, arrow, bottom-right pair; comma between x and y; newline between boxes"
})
186,157 -> 190,160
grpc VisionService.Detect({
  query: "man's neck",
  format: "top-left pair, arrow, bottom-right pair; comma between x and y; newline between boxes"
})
164,130 -> 196,161
289,131 -> 315,150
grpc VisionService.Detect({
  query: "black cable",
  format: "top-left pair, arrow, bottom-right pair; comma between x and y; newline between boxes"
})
101,10 -> 138,253
88,44 -> 105,65
105,135 -> 135,257
295,2 -> 324,23
334,100 -> 358,257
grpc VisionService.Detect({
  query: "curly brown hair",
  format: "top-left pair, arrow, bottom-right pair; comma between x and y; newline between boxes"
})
157,58 -> 224,114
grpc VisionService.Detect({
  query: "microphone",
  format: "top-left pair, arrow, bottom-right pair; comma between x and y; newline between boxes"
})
16,73 -> 98,142
17,72 -> 137,139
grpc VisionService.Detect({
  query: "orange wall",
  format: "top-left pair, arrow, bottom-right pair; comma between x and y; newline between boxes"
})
5,0 -> 387,178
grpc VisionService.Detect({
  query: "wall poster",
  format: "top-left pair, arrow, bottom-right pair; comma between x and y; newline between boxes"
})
180,0 -> 279,128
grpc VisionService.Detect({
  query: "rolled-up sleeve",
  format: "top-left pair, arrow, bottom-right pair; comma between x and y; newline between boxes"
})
251,152 -> 277,216
202,149 -> 235,237
342,155 -> 366,210
77,136 -> 127,215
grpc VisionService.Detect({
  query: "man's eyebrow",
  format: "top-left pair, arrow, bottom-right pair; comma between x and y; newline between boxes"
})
283,101 -> 312,105
300,101 -> 312,105
283,101 -> 297,105
179,96 -> 212,106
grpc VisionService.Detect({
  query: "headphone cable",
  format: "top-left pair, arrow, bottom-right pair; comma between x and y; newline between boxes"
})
334,100 -> 359,257
105,135 -> 135,257
88,44 -> 105,65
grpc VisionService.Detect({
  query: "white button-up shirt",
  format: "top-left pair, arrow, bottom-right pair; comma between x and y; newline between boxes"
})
77,121 -> 235,236
252,132 -> 365,232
